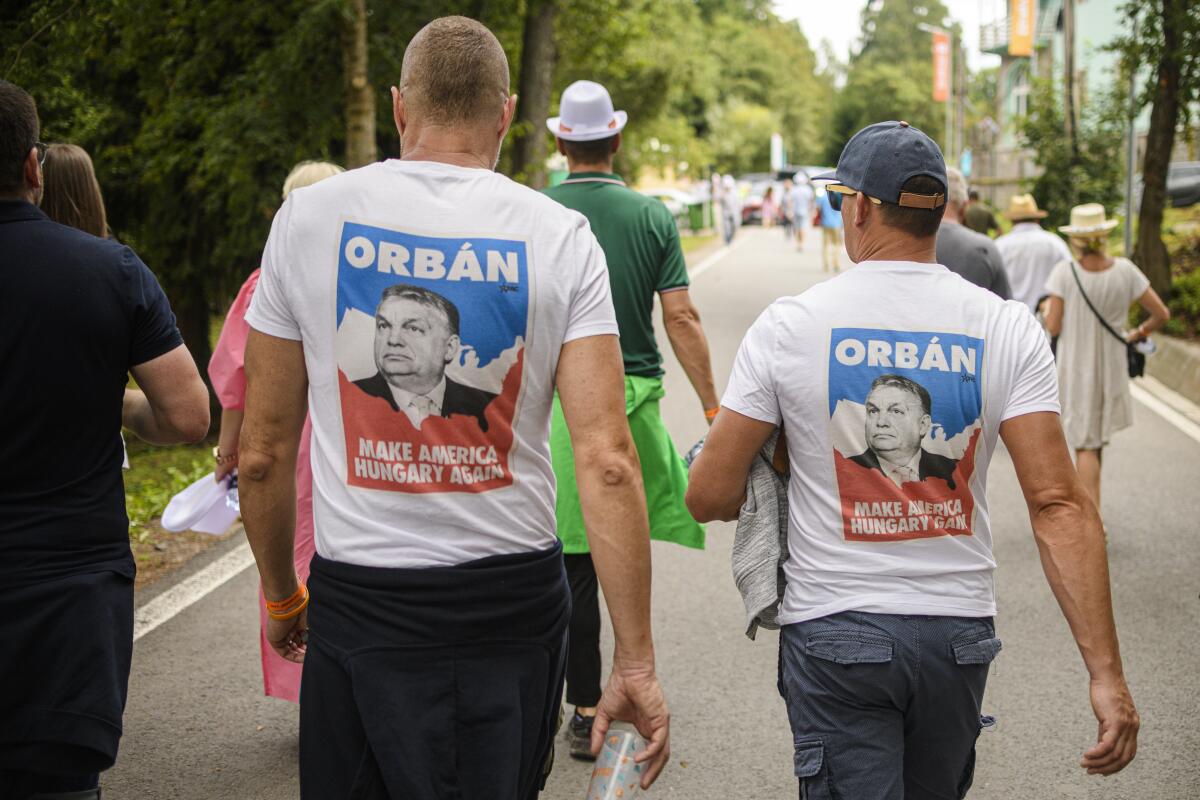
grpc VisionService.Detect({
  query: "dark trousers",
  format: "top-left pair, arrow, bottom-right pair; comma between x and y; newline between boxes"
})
299,545 -> 570,800
562,554 -> 602,708
779,611 -> 1000,800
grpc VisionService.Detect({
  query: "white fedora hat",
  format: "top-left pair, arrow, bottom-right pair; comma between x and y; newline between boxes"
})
546,80 -> 628,142
1058,203 -> 1119,237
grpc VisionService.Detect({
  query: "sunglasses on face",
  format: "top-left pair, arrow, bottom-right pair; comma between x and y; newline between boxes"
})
825,183 -> 882,212
34,141 -> 47,166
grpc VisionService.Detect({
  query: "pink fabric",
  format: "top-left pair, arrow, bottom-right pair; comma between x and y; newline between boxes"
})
208,269 -> 261,410
210,269 -> 313,703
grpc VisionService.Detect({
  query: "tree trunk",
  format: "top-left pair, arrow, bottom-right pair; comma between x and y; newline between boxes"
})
509,0 -> 558,188
342,0 -> 376,168
1133,0 -> 1182,297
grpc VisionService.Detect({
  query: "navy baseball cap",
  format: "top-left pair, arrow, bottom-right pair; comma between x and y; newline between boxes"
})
813,121 -> 947,209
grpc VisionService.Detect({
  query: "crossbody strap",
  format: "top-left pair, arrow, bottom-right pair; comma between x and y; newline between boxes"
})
1069,261 -> 1127,346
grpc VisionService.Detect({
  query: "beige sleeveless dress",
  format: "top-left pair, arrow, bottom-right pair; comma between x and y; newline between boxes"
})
1045,257 -> 1150,450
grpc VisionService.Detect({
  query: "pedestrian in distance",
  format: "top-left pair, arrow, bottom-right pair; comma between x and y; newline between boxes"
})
40,143 -> 108,238
789,174 -> 815,250
780,177 -> 795,239
719,172 -> 740,246
963,188 -> 1000,237
208,159 -> 343,705
687,120 -> 1139,799
814,183 -> 842,271
1043,203 -> 1170,518
236,17 -> 669,799
993,193 -> 1072,314
761,184 -> 778,229
543,79 -> 717,759
936,167 -> 1012,299
0,80 -> 210,800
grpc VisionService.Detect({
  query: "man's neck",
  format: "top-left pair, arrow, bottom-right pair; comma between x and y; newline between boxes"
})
566,159 -> 615,175
0,189 -> 36,204
854,235 -> 938,264
400,127 -> 496,171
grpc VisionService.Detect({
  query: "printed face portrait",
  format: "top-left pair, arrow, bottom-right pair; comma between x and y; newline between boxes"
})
373,296 -> 460,394
864,384 -> 931,465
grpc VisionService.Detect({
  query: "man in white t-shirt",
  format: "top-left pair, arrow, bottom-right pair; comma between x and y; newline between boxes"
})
688,121 -> 1138,798
995,193 -> 1073,312
237,16 -> 669,799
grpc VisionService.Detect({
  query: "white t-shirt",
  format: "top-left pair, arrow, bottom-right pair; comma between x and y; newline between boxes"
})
246,160 -> 618,568
995,222 -> 1073,311
722,261 -> 1059,624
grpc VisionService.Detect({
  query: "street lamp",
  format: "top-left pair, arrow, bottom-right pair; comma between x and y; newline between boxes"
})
917,22 -> 953,163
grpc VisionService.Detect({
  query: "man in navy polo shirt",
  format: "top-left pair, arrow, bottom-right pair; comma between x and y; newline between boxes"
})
0,80 -> 210,800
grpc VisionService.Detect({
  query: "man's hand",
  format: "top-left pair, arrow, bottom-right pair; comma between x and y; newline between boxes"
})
1083,676 -> 1139,775
264,607 -> 309,663
592,658 -> 670,789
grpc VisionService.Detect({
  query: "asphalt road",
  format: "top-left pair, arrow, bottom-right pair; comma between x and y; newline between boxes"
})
107,227 -> 1200,799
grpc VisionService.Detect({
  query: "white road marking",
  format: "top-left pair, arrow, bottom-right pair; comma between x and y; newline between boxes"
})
133,541 -> 255,642
1132,382 -> 1200,446
688,242 -> 734,279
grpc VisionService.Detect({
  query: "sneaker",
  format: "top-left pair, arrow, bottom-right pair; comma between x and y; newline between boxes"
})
565,712 -> 596,760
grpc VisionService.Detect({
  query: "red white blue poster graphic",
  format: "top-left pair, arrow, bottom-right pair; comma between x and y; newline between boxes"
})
335,221 -> 527,493
828,328 -> 983,542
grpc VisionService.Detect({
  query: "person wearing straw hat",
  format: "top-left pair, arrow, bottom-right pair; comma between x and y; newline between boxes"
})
543,78 -> 716,760
1044,203 -> 1170,517
994,193 -> 1073,312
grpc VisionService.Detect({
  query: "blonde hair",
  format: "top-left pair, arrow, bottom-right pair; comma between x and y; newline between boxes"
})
42,143 -> 107,237
1069,235 -> 1108,256
282,160 -> 344,199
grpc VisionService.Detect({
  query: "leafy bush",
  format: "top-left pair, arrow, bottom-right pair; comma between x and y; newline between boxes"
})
124,442 -> 213,541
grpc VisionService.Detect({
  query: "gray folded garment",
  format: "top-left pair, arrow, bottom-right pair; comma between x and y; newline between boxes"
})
731,429 -> 790,640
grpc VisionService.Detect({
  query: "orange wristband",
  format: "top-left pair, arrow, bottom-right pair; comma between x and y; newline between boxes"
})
704,406 -> 720,421
266,584 -> 308,620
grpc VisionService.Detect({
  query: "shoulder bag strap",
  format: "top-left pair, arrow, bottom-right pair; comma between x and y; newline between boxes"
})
1069,261 -> 1127,346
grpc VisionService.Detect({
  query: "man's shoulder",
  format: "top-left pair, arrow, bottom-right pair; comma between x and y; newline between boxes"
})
13,216 -> 139,273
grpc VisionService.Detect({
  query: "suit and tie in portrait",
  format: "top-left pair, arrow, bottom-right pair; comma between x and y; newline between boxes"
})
352,283 -> 497,431
850,374 -> 959,490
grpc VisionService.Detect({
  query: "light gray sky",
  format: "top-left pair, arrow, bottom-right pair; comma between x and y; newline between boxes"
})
774,1 -> 1004,71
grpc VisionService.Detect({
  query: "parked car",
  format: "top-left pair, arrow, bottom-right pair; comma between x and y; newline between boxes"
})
1133,161 -> 1200,209
639,187 -> 696,219
737,173 -> 779,225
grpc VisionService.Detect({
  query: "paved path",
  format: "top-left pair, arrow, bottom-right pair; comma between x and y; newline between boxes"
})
107,227 -> 1200,798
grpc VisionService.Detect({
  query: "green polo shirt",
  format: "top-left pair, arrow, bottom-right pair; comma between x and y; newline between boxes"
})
543,172 -> 689,377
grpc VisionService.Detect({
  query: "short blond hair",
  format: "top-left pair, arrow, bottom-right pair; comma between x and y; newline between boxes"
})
282,160 -> 344,199
400,16 -> 509,126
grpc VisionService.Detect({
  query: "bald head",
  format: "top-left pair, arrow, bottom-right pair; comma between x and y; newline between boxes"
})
400,16 -> 510,126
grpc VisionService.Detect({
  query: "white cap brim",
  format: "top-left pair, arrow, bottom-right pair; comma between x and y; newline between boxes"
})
546,110 -> 628,142
161,472 -> 241,535
1058,220 -> 1119,236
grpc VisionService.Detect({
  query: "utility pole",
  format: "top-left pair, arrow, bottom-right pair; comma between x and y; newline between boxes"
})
1063,0 -> 1078,158
1124,12 -> 1139,257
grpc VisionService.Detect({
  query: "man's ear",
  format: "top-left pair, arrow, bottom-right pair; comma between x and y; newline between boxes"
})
392,86 -> 406,138
498,93 -> 518,141
555,137 -> 567,156
854,192 -> 872,228
445,334 -> 462,364
23,147 -> 41,193
611,132 -> 621,156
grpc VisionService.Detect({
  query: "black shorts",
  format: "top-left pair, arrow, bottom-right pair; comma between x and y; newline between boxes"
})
0,569 -> 134,778
300,544 -> 570,800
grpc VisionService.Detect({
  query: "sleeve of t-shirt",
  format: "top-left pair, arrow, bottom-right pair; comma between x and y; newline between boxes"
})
563,219 -> 620,343
986,241 -> 1012,300
126,247 -> 185,367
720,305 -> 781,425
1125,259 -> 1151,304
1044,260 -> 1070,298
245,199 -> 302,341
1001,304 -> 1061,421
654,205 -> 690,293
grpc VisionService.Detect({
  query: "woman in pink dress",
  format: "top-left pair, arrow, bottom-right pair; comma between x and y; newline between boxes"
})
208,160 -> 343,702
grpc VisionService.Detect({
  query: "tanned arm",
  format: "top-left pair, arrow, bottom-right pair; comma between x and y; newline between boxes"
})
1001,411 -> 1139,775
556,333 -> 669,788
125,344 -> 210,444
238,330 -> 309,663
660,288 -> 720,416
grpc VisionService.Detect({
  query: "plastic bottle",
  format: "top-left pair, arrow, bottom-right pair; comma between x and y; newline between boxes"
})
585,729 -> 644,799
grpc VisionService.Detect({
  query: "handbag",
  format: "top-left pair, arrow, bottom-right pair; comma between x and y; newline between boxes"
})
1068,262 -> 1145,378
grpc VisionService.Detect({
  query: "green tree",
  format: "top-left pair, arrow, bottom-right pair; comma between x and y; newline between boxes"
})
1020,79 -> 1126,231
1111,0 -> 1200,296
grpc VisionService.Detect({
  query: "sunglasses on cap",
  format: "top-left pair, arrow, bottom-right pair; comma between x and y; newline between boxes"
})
825,183 -> 882,212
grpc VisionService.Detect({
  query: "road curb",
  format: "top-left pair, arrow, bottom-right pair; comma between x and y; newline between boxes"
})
1146,334 -> 1200,407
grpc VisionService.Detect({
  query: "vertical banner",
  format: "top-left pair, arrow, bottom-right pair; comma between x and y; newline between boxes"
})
770,132 -> 785,172
1009,0 -> 1034,57
932,31 -> 951,103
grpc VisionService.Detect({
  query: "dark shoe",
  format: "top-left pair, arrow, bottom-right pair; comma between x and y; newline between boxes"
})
565,712 -> 596,760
